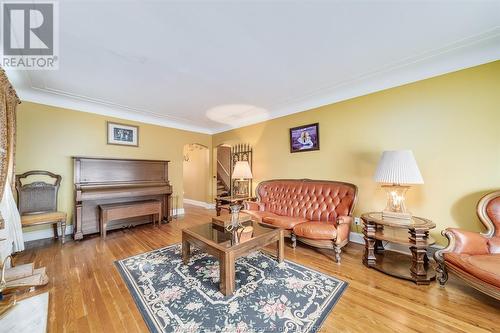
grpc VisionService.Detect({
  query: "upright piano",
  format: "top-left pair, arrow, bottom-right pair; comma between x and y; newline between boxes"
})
73,157 -> 172,240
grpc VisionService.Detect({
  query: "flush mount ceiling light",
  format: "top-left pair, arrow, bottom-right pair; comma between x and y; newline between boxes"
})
206,104 -> 269,126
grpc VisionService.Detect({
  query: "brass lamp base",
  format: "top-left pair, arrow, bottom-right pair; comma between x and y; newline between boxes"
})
381,184 -> 413,221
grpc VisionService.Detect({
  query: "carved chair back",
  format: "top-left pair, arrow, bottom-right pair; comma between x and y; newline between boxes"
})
477,190 -> 500,238
15,170 -> 61,215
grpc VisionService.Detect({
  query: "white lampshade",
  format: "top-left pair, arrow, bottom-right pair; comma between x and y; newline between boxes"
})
232,161 -> 253,179
374,150 -> 423,185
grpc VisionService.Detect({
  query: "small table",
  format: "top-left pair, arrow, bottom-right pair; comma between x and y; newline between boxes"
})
361,212 -> 436,285
182,219 -> 284,296
214,195 -> 255,216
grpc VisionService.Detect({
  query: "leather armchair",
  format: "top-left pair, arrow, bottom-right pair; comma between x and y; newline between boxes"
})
243,179 -> 358,263
434,190 -> 500,300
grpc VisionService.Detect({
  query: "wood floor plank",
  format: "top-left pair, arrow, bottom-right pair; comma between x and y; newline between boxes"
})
12,205 -> 500,332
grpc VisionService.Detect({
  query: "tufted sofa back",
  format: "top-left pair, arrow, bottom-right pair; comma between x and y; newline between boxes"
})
478,191 -> 500,237
256,179 -> 357,222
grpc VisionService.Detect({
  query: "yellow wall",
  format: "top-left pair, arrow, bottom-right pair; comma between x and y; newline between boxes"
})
16,102 -> 213,231
213,61 -> 500,243
183,144 -> 210,203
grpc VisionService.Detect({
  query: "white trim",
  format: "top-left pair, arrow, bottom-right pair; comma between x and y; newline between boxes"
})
349,231 -> 443,256
213,29 -> 500,133
23,225 -> 74,243
183,199 -> 215,209
173,208 -> 185,216
16,88 -> 213,134
9,28 -> 500,134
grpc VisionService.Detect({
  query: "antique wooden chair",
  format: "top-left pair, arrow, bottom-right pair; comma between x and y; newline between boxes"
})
434,190 -> 499,300
15,171 -> 67,244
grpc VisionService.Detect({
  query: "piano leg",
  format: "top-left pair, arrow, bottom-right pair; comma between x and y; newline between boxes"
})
74,203 -> 84,240
162,194 -> 171,223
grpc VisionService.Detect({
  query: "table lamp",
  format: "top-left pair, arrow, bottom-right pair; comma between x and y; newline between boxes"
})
374,150 -> 423,220
232,161 -> 253,196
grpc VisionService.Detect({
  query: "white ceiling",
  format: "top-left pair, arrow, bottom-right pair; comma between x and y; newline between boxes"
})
8,1 -> 500,134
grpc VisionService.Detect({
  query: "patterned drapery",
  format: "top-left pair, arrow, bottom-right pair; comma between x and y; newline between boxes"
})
0,68 -> 21,226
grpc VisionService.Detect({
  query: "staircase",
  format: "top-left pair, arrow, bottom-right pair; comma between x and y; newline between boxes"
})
216,177 -> 229,197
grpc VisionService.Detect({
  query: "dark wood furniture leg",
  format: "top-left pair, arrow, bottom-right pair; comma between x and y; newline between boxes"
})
363,221 -> 377,267
61,219 -> 66,244
277,230 -> 284,263
220,252 -> 235,296
215,198 -> 222,216
409,229 -> 431,285
74,203 -> 83,240
182,238 -> 190,265
52,223 -> 59,240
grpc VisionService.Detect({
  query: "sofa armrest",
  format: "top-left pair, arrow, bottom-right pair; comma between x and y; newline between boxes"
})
335,216 -> 352,245
243,201 -> 265,211
336,216 -> 353,225
434,228 -> 490,263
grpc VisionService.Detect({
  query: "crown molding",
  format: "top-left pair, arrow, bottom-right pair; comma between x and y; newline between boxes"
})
13,27 -> 500,135
212,28 -> 500,133
17,87 -> 214,134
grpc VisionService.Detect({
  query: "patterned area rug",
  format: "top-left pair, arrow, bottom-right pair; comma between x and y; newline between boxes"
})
115,244 -> 347,333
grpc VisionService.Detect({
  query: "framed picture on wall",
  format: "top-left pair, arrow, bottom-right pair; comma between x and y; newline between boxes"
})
289,123 -> 319,153
107,122 -> 139,147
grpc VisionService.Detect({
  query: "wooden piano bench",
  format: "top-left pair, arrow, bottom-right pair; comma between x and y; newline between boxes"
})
98,200 -> 162,239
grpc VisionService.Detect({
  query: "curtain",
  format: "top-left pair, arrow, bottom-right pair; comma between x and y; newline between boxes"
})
0,68 -> 23,254
0,182 -> 23,252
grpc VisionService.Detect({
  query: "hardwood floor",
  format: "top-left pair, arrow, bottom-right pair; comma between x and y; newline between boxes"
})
14,205 -> 500,332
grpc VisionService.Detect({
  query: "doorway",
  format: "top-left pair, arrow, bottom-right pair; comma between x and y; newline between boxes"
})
182,143 -> 210,206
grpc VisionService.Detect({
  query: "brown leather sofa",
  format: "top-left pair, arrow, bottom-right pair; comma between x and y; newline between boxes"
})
243,179 -> 357,263
434,190 -> 500,300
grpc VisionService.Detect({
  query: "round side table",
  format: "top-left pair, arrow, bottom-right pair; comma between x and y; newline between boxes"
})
361,212 -> 436,285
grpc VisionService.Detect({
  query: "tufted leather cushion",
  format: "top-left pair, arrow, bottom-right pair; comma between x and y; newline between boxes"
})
486,196 -> 500,236
445,253 -> 500,288
293,222 -> 337,240
262,216 -> 308,229
256,180 -> 356,223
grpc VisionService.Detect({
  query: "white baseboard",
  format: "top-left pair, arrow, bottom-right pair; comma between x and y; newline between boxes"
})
349,231 -> 442,256
23,225 -> 74,242
173,208 -> 185,216
183,199 -> 215,209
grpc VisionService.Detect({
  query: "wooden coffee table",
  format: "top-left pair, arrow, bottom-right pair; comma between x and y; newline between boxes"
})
182,219 -> 284,296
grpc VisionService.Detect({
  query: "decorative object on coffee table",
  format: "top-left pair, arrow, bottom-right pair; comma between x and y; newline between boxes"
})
289,123 -> 319,153
107,121 -> 139,147
361,212 -> 436,285
214,195 -> 255,216
116,244 -> 347,333
212,212 -> 253,229
182,219 -> 284,296
373,150 -> 424,221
